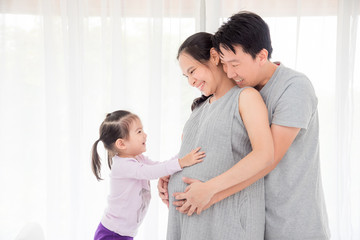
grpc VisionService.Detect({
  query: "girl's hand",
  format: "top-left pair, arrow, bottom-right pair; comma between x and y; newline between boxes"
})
172,177 -> 215,216
179,147 -> 205,168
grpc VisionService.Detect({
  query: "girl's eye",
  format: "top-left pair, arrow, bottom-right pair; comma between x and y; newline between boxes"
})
190,69 -> 195,74
138,130 -> 142,134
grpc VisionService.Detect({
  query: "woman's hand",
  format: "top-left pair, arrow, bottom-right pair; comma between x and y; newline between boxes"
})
158,175 -> 170,207
172,177 -> 216,216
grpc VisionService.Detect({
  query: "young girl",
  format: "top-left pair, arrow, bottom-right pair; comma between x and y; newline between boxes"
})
91,110 -> 205,240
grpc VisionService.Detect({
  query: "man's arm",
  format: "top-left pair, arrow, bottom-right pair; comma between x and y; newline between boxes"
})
173,124 -> 301,213
205,124 -> 300,208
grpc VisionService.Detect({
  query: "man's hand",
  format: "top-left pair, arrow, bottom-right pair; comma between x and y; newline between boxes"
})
172,177 -> 215,216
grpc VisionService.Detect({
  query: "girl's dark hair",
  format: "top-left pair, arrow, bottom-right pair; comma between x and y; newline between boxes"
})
91,110 -> 139,181
213,11 -> 273,59
177,32 -> 214,110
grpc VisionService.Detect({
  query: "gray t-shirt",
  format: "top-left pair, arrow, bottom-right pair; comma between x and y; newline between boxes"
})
260,63 -> 330,240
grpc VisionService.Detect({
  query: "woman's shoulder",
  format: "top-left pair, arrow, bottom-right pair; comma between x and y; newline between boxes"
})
238,87 -> 264,109
238,86 -> 260,98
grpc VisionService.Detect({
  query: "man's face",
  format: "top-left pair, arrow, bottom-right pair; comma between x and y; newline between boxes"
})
219,45 -> 263,89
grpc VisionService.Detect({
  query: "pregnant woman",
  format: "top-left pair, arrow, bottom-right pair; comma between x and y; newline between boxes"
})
166,32 -> 274,240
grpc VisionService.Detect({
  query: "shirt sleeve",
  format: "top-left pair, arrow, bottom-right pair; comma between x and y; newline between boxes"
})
272,76 -> 318,129
111,155 -> 181,180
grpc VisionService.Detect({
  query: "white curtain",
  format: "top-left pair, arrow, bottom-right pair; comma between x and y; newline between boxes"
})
0,0 -> 359,239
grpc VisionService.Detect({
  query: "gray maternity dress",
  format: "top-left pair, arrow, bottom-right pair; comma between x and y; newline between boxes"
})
167,86 -> 265,240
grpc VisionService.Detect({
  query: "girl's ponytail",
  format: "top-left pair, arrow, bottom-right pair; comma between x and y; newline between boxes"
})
91,110 -> 139,181
92,139 -> 102,181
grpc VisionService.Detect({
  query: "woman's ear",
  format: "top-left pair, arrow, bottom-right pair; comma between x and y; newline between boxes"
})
115,138 -> 126,150
257,48 -> 269,66
210,48 -> 220,66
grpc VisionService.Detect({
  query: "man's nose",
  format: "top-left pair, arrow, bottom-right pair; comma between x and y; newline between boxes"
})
226,66 -> 237,79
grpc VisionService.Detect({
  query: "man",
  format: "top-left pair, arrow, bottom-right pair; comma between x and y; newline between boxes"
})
159,11 -> 330,240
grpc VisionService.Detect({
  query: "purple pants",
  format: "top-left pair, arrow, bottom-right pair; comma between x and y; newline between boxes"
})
94,222 -> 133,240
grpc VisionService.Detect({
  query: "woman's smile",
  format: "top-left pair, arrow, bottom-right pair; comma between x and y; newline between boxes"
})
196,81 -> 205,91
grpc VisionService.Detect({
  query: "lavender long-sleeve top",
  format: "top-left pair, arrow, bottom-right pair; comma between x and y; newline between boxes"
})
101,154 -> 181,237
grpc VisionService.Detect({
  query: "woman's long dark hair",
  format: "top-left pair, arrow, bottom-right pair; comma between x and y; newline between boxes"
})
177,32 -> 214,110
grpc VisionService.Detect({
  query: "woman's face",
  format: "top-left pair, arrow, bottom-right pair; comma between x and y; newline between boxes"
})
178,52 -> 217,96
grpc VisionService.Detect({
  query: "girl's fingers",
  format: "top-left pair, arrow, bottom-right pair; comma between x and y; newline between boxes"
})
192,147 -> 201,153
195,153 -> 205,160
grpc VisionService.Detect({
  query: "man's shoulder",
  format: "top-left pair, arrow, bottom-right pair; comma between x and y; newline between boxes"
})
273,64 -> 314,93
276,64 -> 308,82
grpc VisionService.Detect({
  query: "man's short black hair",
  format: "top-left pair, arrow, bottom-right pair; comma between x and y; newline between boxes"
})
212,11 -> 273,59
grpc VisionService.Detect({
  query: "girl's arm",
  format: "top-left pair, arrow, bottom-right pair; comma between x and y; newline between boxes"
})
174,88 -> 274,216
140,154 -> 177,165
114,148 -> 205,180
142,148 -> 205,169
113,157 -> 181,180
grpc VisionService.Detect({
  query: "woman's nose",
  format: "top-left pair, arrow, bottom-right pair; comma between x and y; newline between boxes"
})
188,76 -> 196,87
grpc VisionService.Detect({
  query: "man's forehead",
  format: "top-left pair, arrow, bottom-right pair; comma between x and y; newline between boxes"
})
219,50 -> 236,61
219,45 -> 245,61
219,45 -> 237,55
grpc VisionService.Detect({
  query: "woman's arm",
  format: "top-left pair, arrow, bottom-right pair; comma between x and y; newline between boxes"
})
174,88 -> 274,216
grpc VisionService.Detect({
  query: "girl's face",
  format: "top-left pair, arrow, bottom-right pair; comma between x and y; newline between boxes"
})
178,52 -> 218,96
121,118 -> 147,157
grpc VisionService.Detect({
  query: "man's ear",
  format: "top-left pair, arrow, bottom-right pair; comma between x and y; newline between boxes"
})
210,48 -> 220,66
115,138 -> 126,150
257,48 -> 268,65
